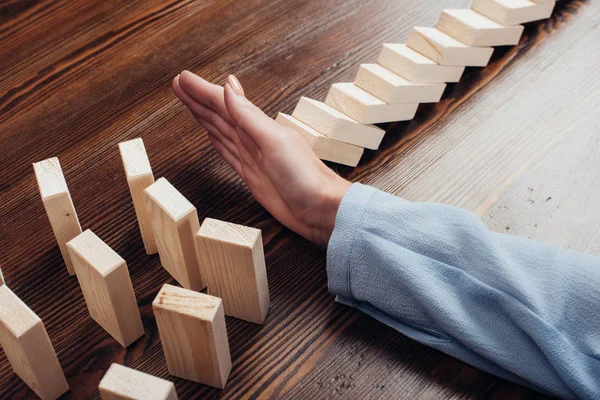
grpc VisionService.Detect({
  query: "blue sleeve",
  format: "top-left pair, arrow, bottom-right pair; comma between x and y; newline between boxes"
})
327,183 -> 600,399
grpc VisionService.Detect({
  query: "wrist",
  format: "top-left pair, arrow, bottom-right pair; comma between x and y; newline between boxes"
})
313,178 -> 351,244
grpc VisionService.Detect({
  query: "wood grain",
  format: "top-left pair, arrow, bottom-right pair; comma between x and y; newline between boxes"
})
0,0 -> 596,398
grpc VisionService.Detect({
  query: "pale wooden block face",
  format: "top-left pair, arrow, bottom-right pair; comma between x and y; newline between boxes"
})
33,157 -> 68,200
196,218 -> 270,324
407,27 -> 494,67
355,64 -> 447,104
437,9 -> 524,46
153,284 -> 231,389
99,364 -> 178,400
118,138 -> 153,178
276,113 -> 364,167
377,44 -> 465,83
472,0 -> 555,26
0,265 -> 4,286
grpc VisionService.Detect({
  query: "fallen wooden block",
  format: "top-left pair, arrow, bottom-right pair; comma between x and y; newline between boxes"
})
67,230 -> 144,347
291,97 -> 385,150
472,0 -> 555,26
153,284 -> 231,389
144,178 -> 207,291
437,9 -> 524,46
407,27 -> 494,67
119,138 -> 157,255
325,83 -> 419,124
196,218 -> 270,324
0,285 -> 69,400
99,363 -> 178,400
377,43 -> 465,83
354,64 -> 446,104
33,157 -> 82,276
276,113 -> 364,167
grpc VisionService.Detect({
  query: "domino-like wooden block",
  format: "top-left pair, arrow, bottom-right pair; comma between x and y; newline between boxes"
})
99,363 -> 178,400
325,83 -> 419,124
144,178 -> 207,291
0,285 -> 69,400
196,218 -> 270,324
277,113 -> 364,167
472,0 -> 555,26
291,97 -> 385,150
0,265 -> 4,286
153,284 -> 231,389
437,9 -> 525,46
119,138 -> 157,255
67,230 -> 144,347
407,27 -> 494,67
33,157 -> 82,276
377,44 -> 465,83
355,64 -> 446,104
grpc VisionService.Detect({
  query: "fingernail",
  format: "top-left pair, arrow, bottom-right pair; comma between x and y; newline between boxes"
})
228,74 -> 244,95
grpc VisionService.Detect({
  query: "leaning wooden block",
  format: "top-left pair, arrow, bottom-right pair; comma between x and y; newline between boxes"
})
67,230 -> 144,347
276,113 -> 363,167
472,0 -> 555,26
407,27 -> 494,67
291,97 -> 385,150
437,9 -> 524,46
325,83 -> 419,124
377,44 -> 465,83
119,138 -> 157,255
0,285 -> 69,400
153,284 -> 231,389
144,178 -> 207,291
355,64 -> 446,104
99,363 -> 178,400
33,157 -> 82,276
196,218 -> 270,324
0,265 -> 4,286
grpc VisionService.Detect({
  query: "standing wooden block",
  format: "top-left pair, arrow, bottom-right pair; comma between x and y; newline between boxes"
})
407,27 -> 494,67
99,363 -> 178,400
153,284 -> 231,389
472,0 -> 555,26
196,218 -> 270,324
325,83 -> 419,124
437,9 -> 525,46
67,230 -> 144,347
0,285 -> 69,400
119,138 -> 157,255
291,97 -> 385,150
354,64 -> 446,104
276,113 -> 364,167
33,157 -> 82,276
377,44 -> 465,83
144,178 -> 207,291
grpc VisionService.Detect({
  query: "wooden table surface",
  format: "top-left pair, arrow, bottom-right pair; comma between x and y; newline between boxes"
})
1,0 -> 598,398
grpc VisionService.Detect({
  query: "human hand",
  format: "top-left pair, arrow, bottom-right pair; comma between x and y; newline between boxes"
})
172,71 -> 351,244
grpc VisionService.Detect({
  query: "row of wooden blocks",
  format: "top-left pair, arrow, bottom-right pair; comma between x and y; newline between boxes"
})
279,0 -> 557,167
0,138 -> 270,398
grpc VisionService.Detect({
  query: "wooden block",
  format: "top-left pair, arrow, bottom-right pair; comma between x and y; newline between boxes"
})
99,363 -> 178,400
144,178 -> 207,291
325,83 -> 419,124
33,157 -> 82,276
472,0 -> 555,26
0,265 -> 4,286
437,9 -> 525,46
377,44 -> 465,83
119,138 -> 157,255
291,97 -> 385,150
67,230 -> 144,347
0,285 -> 69,399
355,64 -> 446,104
196,218 -> 270,324
152,284 -> 231,389
407,27 -> 494,67
276,113 -> 364,167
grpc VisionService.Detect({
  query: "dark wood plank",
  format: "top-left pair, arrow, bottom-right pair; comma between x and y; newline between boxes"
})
0,0 -> 596,398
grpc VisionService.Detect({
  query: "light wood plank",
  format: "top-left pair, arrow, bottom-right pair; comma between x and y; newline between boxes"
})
99,363 -> 178,400
152,284 -> 231,389
196,218 -> 270,324
0,265 -> 4,286
472,0 -> 555,26
437,9 -> 524,46
33,157 -> 82,276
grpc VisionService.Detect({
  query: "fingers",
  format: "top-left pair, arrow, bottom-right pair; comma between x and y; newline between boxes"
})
178,70 -> 235,126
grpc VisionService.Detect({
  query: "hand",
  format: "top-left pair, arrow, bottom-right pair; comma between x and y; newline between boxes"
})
172,71 -> 351,244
